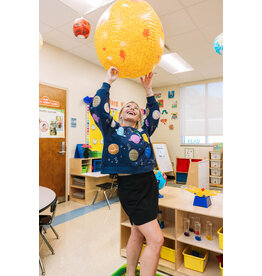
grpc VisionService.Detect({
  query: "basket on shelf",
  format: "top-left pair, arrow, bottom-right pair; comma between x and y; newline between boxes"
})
182,245 -> 208,272
217,226 -> 223,250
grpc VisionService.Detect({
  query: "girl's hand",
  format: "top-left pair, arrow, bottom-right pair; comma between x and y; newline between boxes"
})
105,66 -> 119,85
140,72 -> 154,96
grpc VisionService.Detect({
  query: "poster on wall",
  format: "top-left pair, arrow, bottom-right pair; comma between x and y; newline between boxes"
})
39,107 -> 65,138
87,105 -> 119,151
168,90 -> 175,98
184,148 -> 194,159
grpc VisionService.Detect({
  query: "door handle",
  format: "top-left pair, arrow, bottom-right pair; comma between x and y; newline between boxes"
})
58,142 -> 66,155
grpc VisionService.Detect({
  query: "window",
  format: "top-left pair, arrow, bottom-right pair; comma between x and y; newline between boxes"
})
180,81 -> 223,145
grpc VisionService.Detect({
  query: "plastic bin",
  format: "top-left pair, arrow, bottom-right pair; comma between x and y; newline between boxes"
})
90,151 -> 102,158
210,160 -> 222,168
210,168 -> 222,176
160,246 -> 175,263
176,158 -> 190,172
210,176 -> 222,184
210,152 -> 222,160
182,245 -> 208,272
219,262 -> 223,276
176,172 -> 188,183
81,165 -> 88,173
92,159 -> 102,172
217,227 -> 223,250
72,177 -> 85,187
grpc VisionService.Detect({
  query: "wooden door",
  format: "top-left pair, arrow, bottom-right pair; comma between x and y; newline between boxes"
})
39,84 -> 67,202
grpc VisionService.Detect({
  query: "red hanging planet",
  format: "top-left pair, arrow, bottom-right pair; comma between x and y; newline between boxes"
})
73,17 -> 91,39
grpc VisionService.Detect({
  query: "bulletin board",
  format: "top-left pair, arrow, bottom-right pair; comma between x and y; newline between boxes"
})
87,105 -> 119,151
152,142 -> 175,174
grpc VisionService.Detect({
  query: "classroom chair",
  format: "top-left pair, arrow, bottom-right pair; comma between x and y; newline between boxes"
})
39,198 -> 59,255
92,174 -> 118,209
39,255 -> 46,275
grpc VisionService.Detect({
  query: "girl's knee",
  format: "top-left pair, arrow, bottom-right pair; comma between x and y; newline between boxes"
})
131,226 -> 144,241
147,233 -> 164,248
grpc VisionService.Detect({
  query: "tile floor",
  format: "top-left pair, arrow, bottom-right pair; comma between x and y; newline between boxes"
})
39,181 -> 222,276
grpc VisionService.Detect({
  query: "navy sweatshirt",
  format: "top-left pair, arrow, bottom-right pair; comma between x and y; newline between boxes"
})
89,82 -> 160,174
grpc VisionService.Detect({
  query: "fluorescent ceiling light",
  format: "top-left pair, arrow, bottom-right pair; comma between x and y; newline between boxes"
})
60,0 -> 115,15
158,53 -> 194,74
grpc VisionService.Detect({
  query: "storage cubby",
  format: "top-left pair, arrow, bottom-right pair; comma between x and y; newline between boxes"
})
209,152 -> 223,188
69,158 -> 111,205
120,187 -> 223,275
176,242 -> 221,276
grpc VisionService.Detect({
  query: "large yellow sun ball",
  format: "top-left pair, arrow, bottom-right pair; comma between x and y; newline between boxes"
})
95,0 -> 165,79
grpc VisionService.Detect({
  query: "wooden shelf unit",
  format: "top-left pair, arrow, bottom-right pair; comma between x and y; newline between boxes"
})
69,158 -> 111,205
209,152 -> 223,188
120,187 -> 223,276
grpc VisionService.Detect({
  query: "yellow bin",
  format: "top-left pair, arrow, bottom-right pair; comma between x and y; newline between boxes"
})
160,246 -> 175,263
217,227 -> 223,250
182,245 -> 208,272
219,262 -> 223,276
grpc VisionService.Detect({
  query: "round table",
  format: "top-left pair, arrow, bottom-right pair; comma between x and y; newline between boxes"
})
39,186 -> 56,213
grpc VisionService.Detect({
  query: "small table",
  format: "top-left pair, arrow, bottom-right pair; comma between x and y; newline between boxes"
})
39,186 -> 56,275
39,186 -> 56,213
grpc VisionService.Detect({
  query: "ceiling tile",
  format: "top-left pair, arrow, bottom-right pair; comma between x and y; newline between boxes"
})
161,9 -> 197,38
69,44 -> 98,61
39,21 -> 53,34
147,0 -> 183,17
175,70 -> 205,83
43,29 -> 82,51
200,23 -> 223,43
39,0 -> 80,28
195,55 -> 223,77
177,43 -> 217,63
165,29 -> 209,53
179,0 -> 206,8
186,0 -> 223,28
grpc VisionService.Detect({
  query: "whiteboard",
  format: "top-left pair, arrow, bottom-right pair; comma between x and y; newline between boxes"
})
152,143 -> 174,173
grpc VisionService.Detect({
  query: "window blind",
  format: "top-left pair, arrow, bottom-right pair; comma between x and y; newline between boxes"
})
180,82 -> 223,137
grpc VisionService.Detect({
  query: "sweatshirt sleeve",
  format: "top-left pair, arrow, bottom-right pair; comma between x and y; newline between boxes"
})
89,82 -> 119,134
142,95 -> 160,136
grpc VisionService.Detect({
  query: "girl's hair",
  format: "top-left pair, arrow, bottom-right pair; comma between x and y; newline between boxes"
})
118,101 -> 143,129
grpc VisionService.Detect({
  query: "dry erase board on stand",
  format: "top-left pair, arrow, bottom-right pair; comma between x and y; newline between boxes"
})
152,143 -> 175,175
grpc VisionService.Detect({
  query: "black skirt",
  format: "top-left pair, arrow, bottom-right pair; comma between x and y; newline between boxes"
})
117,171 -> 159,226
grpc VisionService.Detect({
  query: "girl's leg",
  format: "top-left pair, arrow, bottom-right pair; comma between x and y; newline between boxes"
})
136,219 -> 164,276
126,224 -> 145,276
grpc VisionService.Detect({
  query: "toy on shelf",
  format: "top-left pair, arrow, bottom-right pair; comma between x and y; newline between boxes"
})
189,214 -> 195,232
206,221 -> 213,241
157,210 -> 164,229
194,222 -> 201,241
184,218 -> 190,237
185,186 -> 220,208
154,170 -> 167,198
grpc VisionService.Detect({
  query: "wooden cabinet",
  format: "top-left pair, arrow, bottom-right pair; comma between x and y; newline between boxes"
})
69,158 -> 110,205
209,152 -> 223,188
120,187 -> 223,275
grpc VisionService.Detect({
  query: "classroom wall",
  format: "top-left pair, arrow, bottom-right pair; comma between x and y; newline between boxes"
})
39,43 -> 147,194
39,43 -> 222,192
151,78 -> 222,169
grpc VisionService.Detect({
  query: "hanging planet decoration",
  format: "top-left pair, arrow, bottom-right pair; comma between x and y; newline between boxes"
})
95,0 -> 165,78
73,17 -> 91,39
213,33 -> 223,55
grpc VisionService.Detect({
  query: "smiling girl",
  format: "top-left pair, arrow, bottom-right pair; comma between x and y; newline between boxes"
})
90,66 -> 162,276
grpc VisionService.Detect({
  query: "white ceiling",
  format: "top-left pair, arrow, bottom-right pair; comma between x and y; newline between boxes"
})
39,0 -> 223,88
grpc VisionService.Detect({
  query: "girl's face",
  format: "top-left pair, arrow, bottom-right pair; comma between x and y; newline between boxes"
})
120,102 -> 141,124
